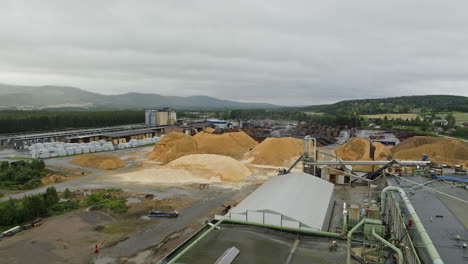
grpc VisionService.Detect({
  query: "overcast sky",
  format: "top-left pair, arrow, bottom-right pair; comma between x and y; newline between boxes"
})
0,1 -> 467,105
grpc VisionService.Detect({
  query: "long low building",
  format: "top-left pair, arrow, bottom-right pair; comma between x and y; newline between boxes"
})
217,172 -> 335,231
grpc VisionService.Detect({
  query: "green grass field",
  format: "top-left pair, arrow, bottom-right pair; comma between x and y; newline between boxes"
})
5,157 -> 34,161
361,113 -> 419,120
304,112 -> 324,116
436,112 -> 468,124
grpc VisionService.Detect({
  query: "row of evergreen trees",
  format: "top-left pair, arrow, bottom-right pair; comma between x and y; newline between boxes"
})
0,110 -> 144,133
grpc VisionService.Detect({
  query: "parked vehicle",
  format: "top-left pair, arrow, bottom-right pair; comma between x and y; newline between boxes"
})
32,217 -> 43,227
147,209 -> 179,217
1,226 -> 23,237
22,223 -> 33,230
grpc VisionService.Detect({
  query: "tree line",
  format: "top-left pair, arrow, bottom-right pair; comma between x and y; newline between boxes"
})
0,187 -> 59,229
215,109 -> 363,127
0,110 -> 144,134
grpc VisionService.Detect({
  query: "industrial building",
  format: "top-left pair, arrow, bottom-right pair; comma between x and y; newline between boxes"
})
218,172 -> 335,231
160,172 -> 344,264
145,108 -> 177,126
207,119 -> 227,129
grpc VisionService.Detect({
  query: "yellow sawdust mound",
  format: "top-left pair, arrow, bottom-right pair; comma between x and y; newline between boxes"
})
244,137 -> 304,166
334,138 -> 392,161
148,132 -> 198,163
334,137 -> 392,172
166,154 -> 252,182
70,154 -> 127,170
203,127 -> 215,133
374,142 -> 393,160
41,175 -> 68,185
193,131 -> 257,155
148,131 -> 257,163
335,138 -> 372,161
392,136 -> 444,153
393,136 -> 468,167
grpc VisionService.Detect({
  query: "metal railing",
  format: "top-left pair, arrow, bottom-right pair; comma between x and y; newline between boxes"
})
382,190 -> 422,264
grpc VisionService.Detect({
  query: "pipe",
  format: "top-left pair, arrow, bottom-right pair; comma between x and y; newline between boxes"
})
372,226 -> 403,264
346,218 -> 382,264
380,186 -> 444,264
164,218 -> 342,264
224,218 -> 342,238
343,202 -> 348,233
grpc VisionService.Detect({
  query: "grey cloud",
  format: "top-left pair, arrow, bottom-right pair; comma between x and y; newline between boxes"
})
0,0 -> 467,106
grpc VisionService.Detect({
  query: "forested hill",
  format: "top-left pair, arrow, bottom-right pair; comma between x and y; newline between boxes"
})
301,95 -> 468,115
0,83 -> 278,110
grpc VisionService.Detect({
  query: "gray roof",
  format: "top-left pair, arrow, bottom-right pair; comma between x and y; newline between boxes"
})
387,176 -> 468,264
230,172 -> 334,230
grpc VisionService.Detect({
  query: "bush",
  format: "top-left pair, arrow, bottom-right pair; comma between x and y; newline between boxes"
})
84,193 -> 111,205
63,188 -> 72,199
453,127 -> 468,138
49,200 -> 81,215
84,191 -> 127,214
100,200 -> 128,214
0,159 -> 47,190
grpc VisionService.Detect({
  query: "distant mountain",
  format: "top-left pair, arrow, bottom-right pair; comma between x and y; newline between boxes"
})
0,84 -> 279,110
300,95 -> 468,115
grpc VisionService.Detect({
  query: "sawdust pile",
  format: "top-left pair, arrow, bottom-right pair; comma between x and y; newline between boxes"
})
374,142 -> 393,160
335,138 -> 372,160
194,132 -> 257,155
334,137 -> 392,172
392,136 -> 468,167
334,137 -> 392,161
244,137 -> 304,166
167,154 -> 252,181
391,136 -> 444,153
147,132 -> 198,163
41,175 -> 68,185
148,131 -> 257,163
70,154 -> 127,170
203,127 -> 215,133
114,154 -> 252,183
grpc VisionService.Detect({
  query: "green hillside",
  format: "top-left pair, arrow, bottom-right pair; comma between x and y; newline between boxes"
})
301,95 -> 468,115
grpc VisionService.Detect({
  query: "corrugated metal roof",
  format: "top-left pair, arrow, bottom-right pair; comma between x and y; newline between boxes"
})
230,172 -> 334,230
101,128 -> 161,138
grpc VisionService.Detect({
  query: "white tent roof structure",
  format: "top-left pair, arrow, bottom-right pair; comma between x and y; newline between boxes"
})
229,172 -> 335,231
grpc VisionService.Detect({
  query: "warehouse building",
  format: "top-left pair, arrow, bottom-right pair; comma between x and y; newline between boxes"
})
217,172 -> 335,231
160,173 -> 341,264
